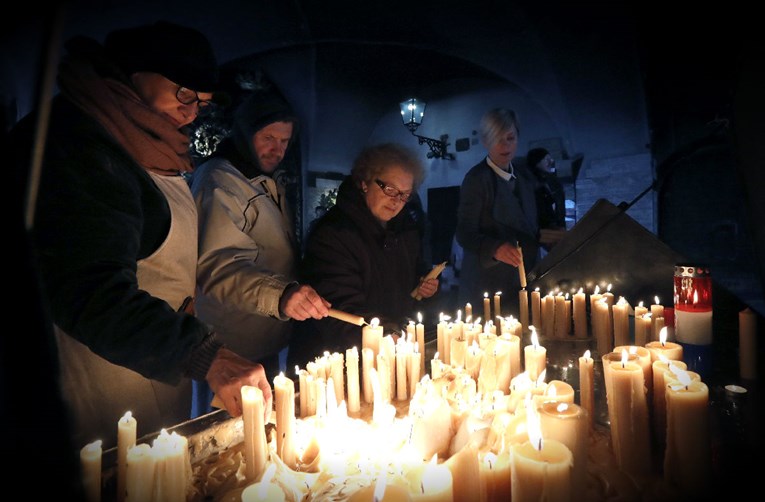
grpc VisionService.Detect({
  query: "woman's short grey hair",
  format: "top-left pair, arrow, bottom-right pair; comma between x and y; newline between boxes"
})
479,108 -> 520,147
351,143 -> 425,188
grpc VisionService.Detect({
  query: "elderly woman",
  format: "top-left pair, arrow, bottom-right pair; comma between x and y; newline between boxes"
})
456,108 -> 540,320
295,143 -> 438,359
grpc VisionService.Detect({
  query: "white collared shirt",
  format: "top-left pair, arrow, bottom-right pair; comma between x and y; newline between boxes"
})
486,156 -> 516,181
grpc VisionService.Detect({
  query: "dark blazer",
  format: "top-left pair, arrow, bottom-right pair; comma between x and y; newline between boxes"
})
456,159 -> 539,318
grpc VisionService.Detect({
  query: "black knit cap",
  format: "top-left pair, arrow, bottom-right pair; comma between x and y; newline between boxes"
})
526,147 -> 550,170
104,20 -> 219,92
233,91 -> 299,139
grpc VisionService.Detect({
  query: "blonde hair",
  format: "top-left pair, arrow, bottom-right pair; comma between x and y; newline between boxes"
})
479,108 -> 520,147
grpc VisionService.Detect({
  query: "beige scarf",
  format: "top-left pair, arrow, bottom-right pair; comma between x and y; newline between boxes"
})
57,56 -> 193,175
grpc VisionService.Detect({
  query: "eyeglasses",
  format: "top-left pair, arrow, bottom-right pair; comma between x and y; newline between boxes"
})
374,179 -> 412,202
176,86 -> 215,116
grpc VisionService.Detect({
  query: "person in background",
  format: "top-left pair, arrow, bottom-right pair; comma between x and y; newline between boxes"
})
456,108 -> 539,320
9,21 -> 273,450
295,143 -> 438,361
527,147 -> 567,251
191,90 -> 329,415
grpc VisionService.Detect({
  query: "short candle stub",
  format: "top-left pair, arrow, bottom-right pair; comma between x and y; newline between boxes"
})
724,384 -> 747,395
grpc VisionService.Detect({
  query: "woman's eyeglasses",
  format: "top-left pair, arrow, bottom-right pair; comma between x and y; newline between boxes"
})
374,179 -> 412,202
176,86 -> 215,116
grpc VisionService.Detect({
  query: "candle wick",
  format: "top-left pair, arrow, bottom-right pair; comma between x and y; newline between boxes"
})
421,481 -> 425,494
538,437 -> 542,450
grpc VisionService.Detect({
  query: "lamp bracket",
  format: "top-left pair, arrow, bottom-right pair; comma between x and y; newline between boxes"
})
413,133 -> 455,160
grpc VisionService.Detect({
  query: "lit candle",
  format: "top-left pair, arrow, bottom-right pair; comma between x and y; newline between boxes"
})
273,373 -> 296,468
578,350 -> 594,430
531,288 -> 542,335
533,379 -> 575,408
645,327 -> 683,362
589,285 -> 602,318
362,317 -> 383,357
664,369 -> 711,499
651,296 -> 664,342
241,464 -> 286,502
241,385 -> 268,481
613,344 -> 653,399
493,291 -> 502,320
501,332 -> 522,380
296,366 -> 308,418
572,288 -> 587,339
478,450 -> 511,502
484,292 -> 491,324
538,401 -> 588,495
396,340 -> 409,401
510,407 -> 573,502
431,352 -> 444,380
117,411 -> 136,502
330,351 -> 345,407
651,357 -> 688,447
594,297 -> 612,356
80,439 -> 102,502
739,307 -> 758,380
411,455 -> 454,502
450,334 -> 467,369
465,302 -> 473,321
346,347 -> 360,413
519,288 -> 529,334
125,443 -> 154,502
612,297 -> 630,347
523,328 -> 547,382
151,429 -> 191,502
609,351 -> 652,477
417,312 -> 426,375
409,347 -> 422,397
517,242 -> 527,289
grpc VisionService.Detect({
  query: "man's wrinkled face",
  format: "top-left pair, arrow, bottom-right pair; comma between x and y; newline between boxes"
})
252,121 -> 293,173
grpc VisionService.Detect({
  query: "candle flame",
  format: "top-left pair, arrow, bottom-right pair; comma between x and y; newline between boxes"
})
617,296 -> 628,306
557,402 -> 568,412
565,292 -> 570,300
295,365 -> 300,376
83,439 -> 102,453
669,364 -> 692,387
594,285 -> 601,295
418,312 -> 422,323
536,369 -> 547,386
371,317 -> 380,327
583,349 -> 591,359
577,287 -> 583,294
693,289 -> 699,305
638,300 -> 644,308
434,351 -> 440,360
620,349 -> 628,366
660,326 -> 668,345
119,411 -> 133,423
457,309 -> 462,322
530,327 -> 539,348
526,403 -> 543,451
655,295 -> 660,305
484,451 -> 497,470
546,383 -> 558,397
484,292 -> 489,298
495,291 -> 502,296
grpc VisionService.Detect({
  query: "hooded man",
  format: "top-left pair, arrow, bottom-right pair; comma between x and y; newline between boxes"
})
191,91 -> 329,415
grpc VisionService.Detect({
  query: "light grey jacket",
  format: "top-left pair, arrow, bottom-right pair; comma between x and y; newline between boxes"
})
191,158 -> 297,361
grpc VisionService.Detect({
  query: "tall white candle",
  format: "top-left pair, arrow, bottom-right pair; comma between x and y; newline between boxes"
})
578,350 -> 594,429
151,430 -> 191,502
362,347 -> 374,404
417,312 -> 426,376
609,355 -> 652,477
362,317 -> 383,356
531,288 -> 541,335
572,288 -> 587,339
612,297 -> 630,347
125,443 -> 155,502
523,328 -> 547,382
241,385 -> 268,481
117,411 -> 136,502
519,288 -> 529,335
81,439 -> 102,502
494,291 -> 502,319
346,347 -> 361,413
273,373 -> 296,468
484,292 -> 491,325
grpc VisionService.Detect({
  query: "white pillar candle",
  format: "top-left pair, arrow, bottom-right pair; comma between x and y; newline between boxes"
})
554,293 -> 568,338
651,357 -> 688,447
241,385 -> 268,482
296,367 -> 308,418
81,439 -> 102,502
362,317 -> 383,356
634,312 -> 652,346
530,288 -> 542,336
578,350 -> 594,430
519,288 -> 529,335
478,450 -> 511,502
117,411 -> 136,502
417,312 -> 426,376
609,356 -> 652,477
664,373 -> 711,499
501,332 -> 522,380
675,309 -> 713,345
650,297 -> 664,342
523,328 -> 546,382
493,292 -> 502,320
346,347 -> 361,413
572,288 -> 587,339
396,342 -> 409,401
450,335 -> 467,369
362,347 -> 374,404
125,443 -> 154,502
510,436 -> 572,502
613,344 -> 653,399
151,430 -> 191,502
612,297 -> 630,347
484,293 -> 491,325
330,352 -> 345,407
445,443 -> 480,502
541,292 -> 555,339
538,401 -> 588,496
273,373 -> 296,468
